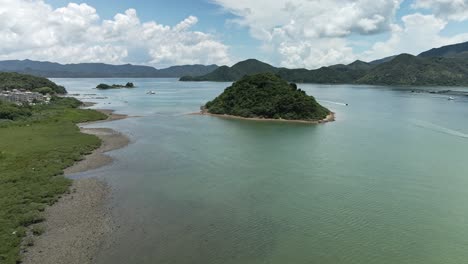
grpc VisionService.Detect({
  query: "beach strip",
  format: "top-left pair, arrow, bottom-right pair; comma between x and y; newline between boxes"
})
191,111 -> 335,124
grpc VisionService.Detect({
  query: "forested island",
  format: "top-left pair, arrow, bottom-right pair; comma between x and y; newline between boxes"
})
96,82 -> 134,89
202,73 -> 332,123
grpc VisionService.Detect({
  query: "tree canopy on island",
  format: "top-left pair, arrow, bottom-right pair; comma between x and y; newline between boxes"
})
204,73 -> 330,121
0,72 -> 66,94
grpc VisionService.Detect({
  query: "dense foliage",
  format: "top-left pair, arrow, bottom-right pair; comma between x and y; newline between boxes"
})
0,97 -> 107,263
96,82 -> 135,89
205,73 -> 330,121
32,87 -> 56,95
0,101 -> 32,120
0,72 -> 66,94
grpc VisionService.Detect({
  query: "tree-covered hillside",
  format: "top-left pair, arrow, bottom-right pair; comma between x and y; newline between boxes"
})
182,54 -> 468,86
278,61 -> 373,84
418,41 -> 468,59
356,54 -> 468,86
181,41 -> 468,86
180,59 -> 278,81
181,59 -> 373,84
0,72 -> 66,94
0,60 -> 218,78
204,73 -> 330,121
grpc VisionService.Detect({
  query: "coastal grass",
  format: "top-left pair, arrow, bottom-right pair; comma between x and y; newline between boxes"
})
0,99 -> 107,263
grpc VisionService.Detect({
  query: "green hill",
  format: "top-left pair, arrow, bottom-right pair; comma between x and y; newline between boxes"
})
0,72 -> 66,94
369,55 -> 397,65
180,59 -> 278,81
184,54 -> 468,86
204,73 -> 330,121
181,59 -> 373,84
278,60 -> 373,84
357,54 -> 468,86
418,41 -> 468,59
0,59 -> 218,78
331,60 -> 374,71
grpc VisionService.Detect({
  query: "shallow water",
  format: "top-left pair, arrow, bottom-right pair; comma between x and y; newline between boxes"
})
53,78 -> 468,264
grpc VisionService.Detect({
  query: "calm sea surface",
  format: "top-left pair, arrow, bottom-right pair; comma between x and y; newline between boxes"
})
53,78 -> 468,264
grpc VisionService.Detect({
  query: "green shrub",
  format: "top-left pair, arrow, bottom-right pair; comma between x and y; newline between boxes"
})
31,225 -> 45,236
18,212 -> 44,226
33,87 -> 55,95
49,96 -> 82,108
0,102 -> 32,120
96,83 -> 111,89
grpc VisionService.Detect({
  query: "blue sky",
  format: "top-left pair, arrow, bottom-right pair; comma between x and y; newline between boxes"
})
2,0 -> 468,68
46,0 -> 263,61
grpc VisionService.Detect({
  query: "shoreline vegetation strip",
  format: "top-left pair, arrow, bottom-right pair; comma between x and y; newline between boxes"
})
0,97 -> 108,264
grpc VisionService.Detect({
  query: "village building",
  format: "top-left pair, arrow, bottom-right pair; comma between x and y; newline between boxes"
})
0,89 -> 50,105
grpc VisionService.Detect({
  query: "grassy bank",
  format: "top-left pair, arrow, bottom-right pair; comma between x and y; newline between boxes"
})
0,98 -> 107,263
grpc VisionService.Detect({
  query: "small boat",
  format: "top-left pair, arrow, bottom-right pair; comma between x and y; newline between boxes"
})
448,97 -> 455,101
146,91 -> 156,95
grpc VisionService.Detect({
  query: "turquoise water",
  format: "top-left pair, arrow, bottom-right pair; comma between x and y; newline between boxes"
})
53,78 -> 468,264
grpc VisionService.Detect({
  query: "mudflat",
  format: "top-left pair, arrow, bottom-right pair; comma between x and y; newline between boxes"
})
21,110 -> 129,264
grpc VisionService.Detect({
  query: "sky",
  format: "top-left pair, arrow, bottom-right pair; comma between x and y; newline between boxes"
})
1,0 -> 468,69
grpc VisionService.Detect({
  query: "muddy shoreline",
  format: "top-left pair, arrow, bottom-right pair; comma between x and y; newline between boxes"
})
21,109 -> 129,264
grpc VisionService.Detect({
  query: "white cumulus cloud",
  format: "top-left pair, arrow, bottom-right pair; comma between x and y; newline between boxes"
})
212,0 -> 402,68
362,13 -> 468,61
412,0 -> 468,21
0,0 -> 231,67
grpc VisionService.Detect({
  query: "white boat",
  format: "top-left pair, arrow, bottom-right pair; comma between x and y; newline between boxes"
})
448,97 -> 455,100
146,91 -> 156,95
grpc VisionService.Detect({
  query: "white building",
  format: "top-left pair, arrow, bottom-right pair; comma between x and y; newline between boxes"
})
0,90 -> 50,105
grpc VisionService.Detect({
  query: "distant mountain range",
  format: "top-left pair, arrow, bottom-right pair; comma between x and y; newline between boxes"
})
0,60 -> 218,78
180,59 -> 375,83
357,54 -> 468,86
181,41 -> 468,86
418,41 -> 468,59
3,41 -> 468,86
